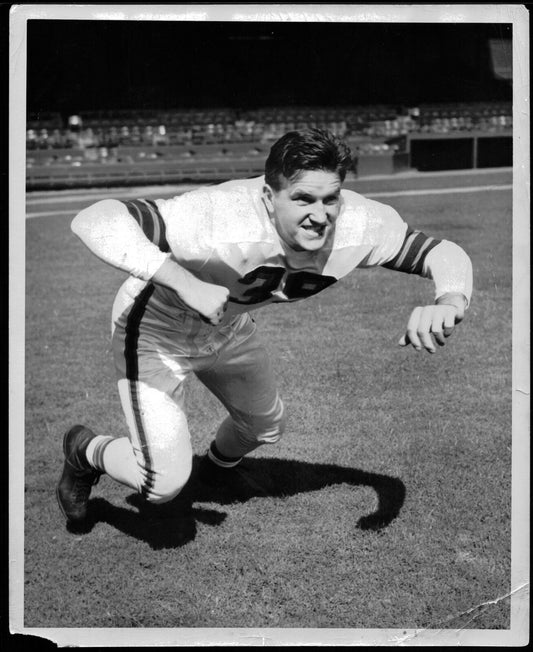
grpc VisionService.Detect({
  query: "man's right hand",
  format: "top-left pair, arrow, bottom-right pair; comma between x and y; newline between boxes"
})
152,258 -> 229,326
179,278 -> 230,326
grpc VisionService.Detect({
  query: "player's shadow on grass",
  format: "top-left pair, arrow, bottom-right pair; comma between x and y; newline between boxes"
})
81,456 -> 406,549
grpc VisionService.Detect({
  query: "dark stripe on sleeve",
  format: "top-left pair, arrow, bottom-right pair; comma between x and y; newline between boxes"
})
411,238 -> 441,275
121,199 -> 144,231
398,231 -> 429,270
120,199 -> 170,253
145,199 -> 170,253
382,228 -> 441,275
381,226 -> 414,270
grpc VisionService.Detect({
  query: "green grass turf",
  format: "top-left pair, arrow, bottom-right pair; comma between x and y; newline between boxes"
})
23,185 -> 512,629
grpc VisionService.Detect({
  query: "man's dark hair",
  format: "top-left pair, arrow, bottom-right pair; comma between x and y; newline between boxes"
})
264,128 -> 353,190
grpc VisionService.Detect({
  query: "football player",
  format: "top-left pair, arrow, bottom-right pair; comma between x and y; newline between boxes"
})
57,129 -> 473,525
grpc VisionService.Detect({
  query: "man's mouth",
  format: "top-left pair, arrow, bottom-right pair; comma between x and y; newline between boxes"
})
301,223 -> 327,238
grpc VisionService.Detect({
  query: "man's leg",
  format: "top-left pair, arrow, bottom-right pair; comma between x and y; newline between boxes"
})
195,316 -> 286,463
57,300 -> 196,524
57,370 -> 194,524
106,377 -> 194,502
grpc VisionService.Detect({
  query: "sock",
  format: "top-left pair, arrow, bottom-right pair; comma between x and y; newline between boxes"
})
85,435 -> 115,472
207,440 -> 243,468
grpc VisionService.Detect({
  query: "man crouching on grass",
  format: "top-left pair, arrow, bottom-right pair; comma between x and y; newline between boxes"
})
57,128 -> 473,526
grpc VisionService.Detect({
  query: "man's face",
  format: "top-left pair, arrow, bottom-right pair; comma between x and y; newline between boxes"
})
263,170 -> 343,252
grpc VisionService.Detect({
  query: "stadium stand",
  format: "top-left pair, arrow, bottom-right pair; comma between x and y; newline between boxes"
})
26,103 -> 512,189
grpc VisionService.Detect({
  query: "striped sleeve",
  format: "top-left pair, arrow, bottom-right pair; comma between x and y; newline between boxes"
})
120,199 -> 170,253
381,227 -> 442,276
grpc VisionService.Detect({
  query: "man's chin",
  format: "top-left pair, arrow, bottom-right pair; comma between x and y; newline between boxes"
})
298,231 -> 328,251
294,239 -> 326,252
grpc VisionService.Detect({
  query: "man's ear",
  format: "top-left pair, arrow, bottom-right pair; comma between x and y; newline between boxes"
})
262,184 -> 275,213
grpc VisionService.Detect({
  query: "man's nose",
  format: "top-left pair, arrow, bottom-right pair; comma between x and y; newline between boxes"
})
309,202 -> 328,222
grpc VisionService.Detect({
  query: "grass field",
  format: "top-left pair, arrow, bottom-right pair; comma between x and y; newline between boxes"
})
21,176 -> 514,637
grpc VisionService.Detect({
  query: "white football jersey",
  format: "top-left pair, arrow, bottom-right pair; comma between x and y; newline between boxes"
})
115,175 -> 449,326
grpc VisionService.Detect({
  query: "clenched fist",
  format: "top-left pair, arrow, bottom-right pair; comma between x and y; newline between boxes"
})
152,257 -> 230,326
180,278 -> 230,326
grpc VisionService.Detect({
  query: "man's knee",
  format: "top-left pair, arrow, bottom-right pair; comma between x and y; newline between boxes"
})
260,400 -> 286,444
140,458 -> 192,504
241,397 -> 287,446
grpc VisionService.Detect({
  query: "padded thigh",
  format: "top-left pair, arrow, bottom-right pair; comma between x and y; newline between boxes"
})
117,378 -> 193,503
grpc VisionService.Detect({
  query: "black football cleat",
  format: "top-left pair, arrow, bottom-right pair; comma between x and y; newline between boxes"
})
196,442 -> 242,486
196,452 -> 235,487
56,425 -> 102,524
195,451 -> 267,501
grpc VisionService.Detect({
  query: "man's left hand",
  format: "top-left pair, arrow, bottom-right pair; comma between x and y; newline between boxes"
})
399,292 -> 467,354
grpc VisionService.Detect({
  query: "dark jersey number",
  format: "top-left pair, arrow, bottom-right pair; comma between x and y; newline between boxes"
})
283,271 -> 337,299
230,265 -> 337,305
230,266 -> 285,305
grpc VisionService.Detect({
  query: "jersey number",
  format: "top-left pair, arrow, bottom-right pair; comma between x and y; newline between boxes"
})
230,265 -> 337,305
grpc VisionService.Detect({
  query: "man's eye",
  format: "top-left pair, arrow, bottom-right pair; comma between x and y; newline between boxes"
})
324,196 -> 339,205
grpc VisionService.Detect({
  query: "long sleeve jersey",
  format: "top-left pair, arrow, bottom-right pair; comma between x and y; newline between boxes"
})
73,175 -> 473,326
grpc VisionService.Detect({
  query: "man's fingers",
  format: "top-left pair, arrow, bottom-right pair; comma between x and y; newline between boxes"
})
431,307 -> 450,346
418,333 -> 435,353
416,307 -> 437,353
436,292 -> 466,324
196,286 -> 230,326
443,308 -> 456,337
400,304 -> 461,353
404,306 -> 423,351
200,306 -> 226,326
201,314 -> 218,326
211,307 -> 226,326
